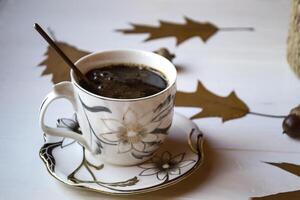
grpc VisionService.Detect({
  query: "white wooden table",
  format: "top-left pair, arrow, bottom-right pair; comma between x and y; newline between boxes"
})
1,0 -> 300,199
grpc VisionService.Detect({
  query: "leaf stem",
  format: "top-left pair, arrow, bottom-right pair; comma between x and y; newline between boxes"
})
219,27 -> 254,31
248,111 -> 287,118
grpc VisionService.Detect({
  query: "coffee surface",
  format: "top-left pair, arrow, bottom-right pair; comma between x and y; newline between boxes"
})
79,64 -> 168,99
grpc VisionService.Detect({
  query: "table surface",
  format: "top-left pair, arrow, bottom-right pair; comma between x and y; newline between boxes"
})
1,0 -> 300,199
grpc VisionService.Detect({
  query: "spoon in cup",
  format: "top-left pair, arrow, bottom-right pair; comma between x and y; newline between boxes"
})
34,23 -> 97,91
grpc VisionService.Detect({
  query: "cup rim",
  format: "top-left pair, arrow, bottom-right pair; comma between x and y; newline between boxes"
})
71,49 -> 177,102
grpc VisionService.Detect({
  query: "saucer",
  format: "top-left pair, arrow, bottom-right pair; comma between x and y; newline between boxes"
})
39,112 -> 204,195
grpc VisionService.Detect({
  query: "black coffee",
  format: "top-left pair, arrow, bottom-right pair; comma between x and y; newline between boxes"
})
79,64 -> 168,99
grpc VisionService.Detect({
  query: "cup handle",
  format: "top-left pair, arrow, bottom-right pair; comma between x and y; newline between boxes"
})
39,81 -> 90,151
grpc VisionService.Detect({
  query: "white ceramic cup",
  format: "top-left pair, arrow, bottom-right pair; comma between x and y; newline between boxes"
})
39,49 -> 177,165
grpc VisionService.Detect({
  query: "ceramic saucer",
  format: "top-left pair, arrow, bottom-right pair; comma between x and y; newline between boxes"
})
39,112 -> 204,195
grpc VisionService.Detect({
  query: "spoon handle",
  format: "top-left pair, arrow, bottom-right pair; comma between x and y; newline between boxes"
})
34,23 -> 90,84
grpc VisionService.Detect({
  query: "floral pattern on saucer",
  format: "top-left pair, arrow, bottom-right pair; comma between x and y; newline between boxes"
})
139,151 -> 196,181
39,112 -> 204,195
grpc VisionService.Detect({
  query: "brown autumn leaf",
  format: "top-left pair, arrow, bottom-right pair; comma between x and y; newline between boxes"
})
117,17 -> 218,46
265,162 -> 300,177
38,41 -> 90,84
251,162 -> 300,199
117,17 -> 254,46
175,81 -> 249,122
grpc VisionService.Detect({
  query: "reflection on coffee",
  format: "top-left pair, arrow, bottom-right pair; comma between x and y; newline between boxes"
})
79,64 -> 168,99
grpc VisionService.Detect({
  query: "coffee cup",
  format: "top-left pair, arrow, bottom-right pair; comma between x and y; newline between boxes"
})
39,49 -> 177,165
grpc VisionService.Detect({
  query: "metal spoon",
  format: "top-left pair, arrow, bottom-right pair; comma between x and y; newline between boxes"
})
34,23 -> 97,90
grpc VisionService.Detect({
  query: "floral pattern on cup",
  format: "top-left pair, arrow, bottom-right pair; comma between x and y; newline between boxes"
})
138,151 -> 196,181
39,50 -> 178,166
77,92 -> 175,163
56,114 -> 81,134
91,94 -> 175,159
100,109 -> 162,153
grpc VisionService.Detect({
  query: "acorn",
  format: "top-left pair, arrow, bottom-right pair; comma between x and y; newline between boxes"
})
153,48 -> 175,62
282,105 -> 300,138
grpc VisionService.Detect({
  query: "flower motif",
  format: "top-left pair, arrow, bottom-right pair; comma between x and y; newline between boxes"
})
100,109 -> 162,153
56,114 -> 81,134
139,151 -> 195,181
56,114 -> 81,147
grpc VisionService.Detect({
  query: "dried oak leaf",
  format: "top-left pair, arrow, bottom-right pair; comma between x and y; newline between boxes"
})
175,81 -> 249,122
117,17 -> 219,46
38,41 -> 90,84
251,162 -> 300,199
117,17 -> 254,46
265,162 -> 300,177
